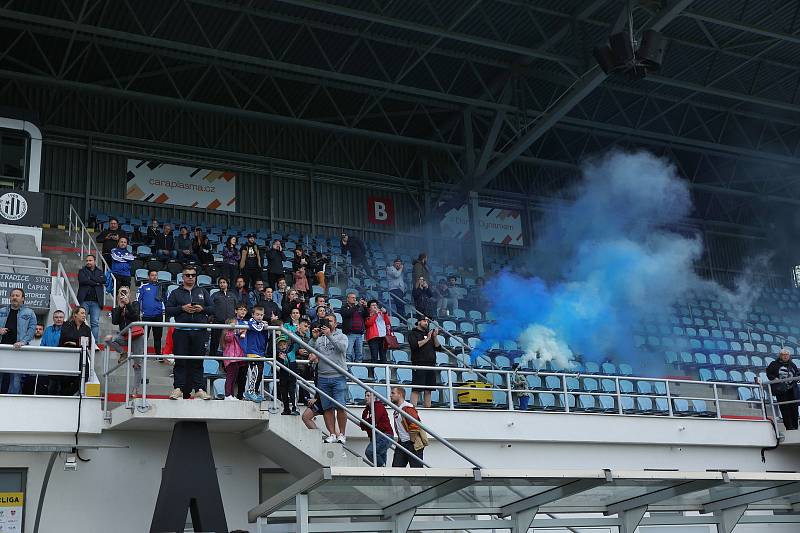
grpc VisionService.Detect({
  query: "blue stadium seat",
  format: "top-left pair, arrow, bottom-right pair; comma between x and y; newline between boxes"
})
535,392 -> 557,411
636,381 -> 653,395
391,350 -> 409,364
699,368 -> 713,382
598,395 -> 616,412
545,375 -> 562,390
577,394 -> 599,412
349,365 -> 371,382
618,363 -> 633,376
601,362 -> 616,374
527,375 -> 542,389
619,380 -> 634,394
396,368 -> 412,384
566,377 -> 580,391
348,385 -> 366,404
583,378 -> 599,392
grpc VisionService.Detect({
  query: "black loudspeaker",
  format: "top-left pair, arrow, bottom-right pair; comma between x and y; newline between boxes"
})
593,45 -> 618,74
637,29 -> 667,70
150,421 -> 228,533
609,32 -> 635,65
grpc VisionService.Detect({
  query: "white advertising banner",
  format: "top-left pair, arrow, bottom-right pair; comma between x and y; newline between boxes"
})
126,160 -> 237,212
440,205 -> 524,246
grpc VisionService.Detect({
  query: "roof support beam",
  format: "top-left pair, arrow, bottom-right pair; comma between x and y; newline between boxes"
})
382,477 -> 478,518
702,482 -> 800,513
510,507 -> 538,533
619,506 -> 647,533
271,0 -> 578,66
471,0 -> 696,190
606,480 -> 723,515
500,478 -> 609,517
248,468 -> 329,522
715,504 -> 747,533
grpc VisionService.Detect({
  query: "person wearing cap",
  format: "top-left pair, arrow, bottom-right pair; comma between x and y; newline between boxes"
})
386,257 -> 407,317
767,348 -> 800,430
239,234 -> 263,290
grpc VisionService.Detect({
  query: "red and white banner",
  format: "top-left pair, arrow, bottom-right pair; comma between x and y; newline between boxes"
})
126,160 -> 237,212
440,205 -> 524,246
368,196 -> 395,225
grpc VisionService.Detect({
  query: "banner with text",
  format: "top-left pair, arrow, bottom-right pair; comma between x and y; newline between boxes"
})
0,272 -> 51,309
440,205 -> 524,246
0,492 -> 23,532
126,160 -> 237,212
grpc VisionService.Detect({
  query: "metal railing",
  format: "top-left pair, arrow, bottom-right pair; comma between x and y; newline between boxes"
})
67,204 -> 116,304
0,343 -> 88,396
0,252 -> 51,274
103,320 -> 484,469
761,374 -> 800,436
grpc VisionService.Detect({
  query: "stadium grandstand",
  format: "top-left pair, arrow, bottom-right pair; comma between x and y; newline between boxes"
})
4,1 -> 800,532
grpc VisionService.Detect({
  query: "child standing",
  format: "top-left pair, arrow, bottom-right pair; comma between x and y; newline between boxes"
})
293,266 -> 310,299
222,318 -> 246,400
243,305 -> 268,402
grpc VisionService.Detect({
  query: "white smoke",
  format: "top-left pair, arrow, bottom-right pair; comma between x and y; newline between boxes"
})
518,324 -> 575,370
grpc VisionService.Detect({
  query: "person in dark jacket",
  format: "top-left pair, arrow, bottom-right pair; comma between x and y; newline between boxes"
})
165,265 -> 213,400
95,217 -> 127,268
408,316 -> 440,408
340,293 -> 368,363
221,236 -> 240,285
77,254 -> 105,344
412,276 -> 436,320
155,224 -> 176,260
264,239 -> 286,289
175,227 -> 195,264
54,306 -> 92,396
194,233 -> 214,265
210,277 -> 238,358
767,348 -> 800,430
310,250 -> 329,293
146,219 -> 160,246
411,253 -> 431,285
292,247 -> 314,289
260,287 -> 282,322
360,391 -> 394,467
136,269 -> 164,356
341,232 -> 369,276
233,275 -> 249,310
281,289 -> 306,322
239,234 -> 263,289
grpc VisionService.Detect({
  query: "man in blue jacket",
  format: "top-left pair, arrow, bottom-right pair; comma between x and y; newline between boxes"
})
0,288 -> 37,394
137,269 -> 165,356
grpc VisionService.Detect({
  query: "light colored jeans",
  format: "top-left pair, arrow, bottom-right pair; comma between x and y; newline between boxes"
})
82,300 -> 101,345
346,333 -> 363,363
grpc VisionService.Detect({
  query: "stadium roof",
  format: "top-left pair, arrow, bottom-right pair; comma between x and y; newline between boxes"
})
250,466 -> 800,533
2,0 -> 800,222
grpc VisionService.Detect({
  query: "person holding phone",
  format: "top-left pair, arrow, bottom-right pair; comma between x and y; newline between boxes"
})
165,265 -> 214,400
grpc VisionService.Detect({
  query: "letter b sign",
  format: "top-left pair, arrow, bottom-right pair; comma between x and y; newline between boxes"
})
368,196 -> 394,225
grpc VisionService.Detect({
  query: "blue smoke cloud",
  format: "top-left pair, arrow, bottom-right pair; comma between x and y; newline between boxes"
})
473,150 -> 727,373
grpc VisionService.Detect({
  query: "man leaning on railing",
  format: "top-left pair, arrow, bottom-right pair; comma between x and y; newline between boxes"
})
0,288 -> 37,394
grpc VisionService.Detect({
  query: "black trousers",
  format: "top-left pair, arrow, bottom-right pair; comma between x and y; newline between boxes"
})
142,315 -> 163,355
172,329 -> 206,395
244,267 -> 262,289
777,391 -> 799,430
367,337 -> 387,364
209,327 -> 223,358
267,272 -> 284,290
391,440 -> 423,468
279,361 -> 298,411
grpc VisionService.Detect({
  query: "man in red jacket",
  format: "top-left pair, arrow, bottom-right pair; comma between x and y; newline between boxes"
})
360,391 -> 393,467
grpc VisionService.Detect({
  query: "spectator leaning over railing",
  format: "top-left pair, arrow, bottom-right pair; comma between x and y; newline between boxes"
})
310,313 -> 349,443
408,316 -> 439,408
56,306 -> 91,396
390,386 -> 427,468
360,391 -> 393,467
386,258 -> 407,317
40,310 -> 65,396
137,269 -> 165,358
96,217 -> 127,269
106,287 -> 144,396
111,236 -> 135,290
166,265 -> 213,401
766,348 -> 800,431
0,288 -> 37,394
78,254 -> 104,343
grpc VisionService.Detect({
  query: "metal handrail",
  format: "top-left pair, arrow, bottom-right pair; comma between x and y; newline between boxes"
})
105,320 -> 483,469
0,252 -> 51,274
67,204 -> 116,304
55,261 -> 97,349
